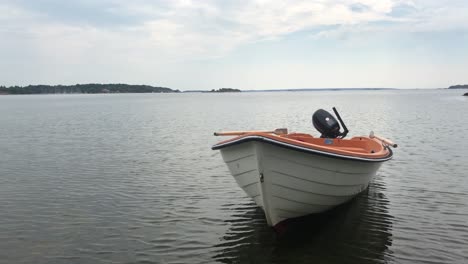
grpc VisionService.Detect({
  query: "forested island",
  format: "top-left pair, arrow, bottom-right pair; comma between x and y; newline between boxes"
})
0,84 -> 179,95
208,88 -> 241,93
448,85 -> 468,89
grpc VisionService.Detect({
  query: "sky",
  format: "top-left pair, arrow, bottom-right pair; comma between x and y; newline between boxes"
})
1,0 -> 468,90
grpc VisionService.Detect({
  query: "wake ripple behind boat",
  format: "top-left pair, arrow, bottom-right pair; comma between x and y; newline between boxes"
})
212,108 -> 396,229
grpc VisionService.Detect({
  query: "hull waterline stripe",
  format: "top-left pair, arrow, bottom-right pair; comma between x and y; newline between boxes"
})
213,136 -> 393,162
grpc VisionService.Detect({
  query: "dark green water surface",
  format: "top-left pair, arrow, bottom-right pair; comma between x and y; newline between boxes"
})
0,90 -> 467,263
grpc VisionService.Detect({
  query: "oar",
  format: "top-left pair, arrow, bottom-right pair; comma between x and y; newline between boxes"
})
214,128 -> 288,136
369,131 -> 398,148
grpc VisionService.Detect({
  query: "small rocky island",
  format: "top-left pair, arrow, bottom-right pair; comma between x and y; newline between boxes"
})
448,84 -> 468,89
209,88 -> 241,93
464,92 -> 468,96
0,84 -> 179,94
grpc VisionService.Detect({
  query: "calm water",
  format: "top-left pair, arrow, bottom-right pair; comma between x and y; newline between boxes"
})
0,90 -> 467,264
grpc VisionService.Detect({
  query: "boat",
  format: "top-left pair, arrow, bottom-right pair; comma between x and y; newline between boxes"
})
212,107 -> 396,228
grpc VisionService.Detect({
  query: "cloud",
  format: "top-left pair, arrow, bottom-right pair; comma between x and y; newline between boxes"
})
1,0 -> 467,87
0,0 -> 427,60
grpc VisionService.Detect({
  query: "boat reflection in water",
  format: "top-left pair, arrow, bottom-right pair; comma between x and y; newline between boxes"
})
213,177 -> 393,264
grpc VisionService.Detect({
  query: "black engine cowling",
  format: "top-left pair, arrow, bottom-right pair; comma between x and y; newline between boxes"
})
312,109 -> 341,138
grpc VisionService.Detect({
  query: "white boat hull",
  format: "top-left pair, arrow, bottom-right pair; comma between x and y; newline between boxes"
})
219,141 -> 384,227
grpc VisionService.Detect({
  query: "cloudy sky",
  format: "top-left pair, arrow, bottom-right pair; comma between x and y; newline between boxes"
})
1,0 -> 467,90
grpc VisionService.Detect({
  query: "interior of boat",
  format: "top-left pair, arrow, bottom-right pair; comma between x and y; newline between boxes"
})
282,133 -> 386,154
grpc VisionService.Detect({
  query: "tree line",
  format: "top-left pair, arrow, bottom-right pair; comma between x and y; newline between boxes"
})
0,84 -> 179,94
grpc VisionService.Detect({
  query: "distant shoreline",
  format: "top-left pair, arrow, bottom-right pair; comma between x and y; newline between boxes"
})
1,85 -> 465,95
448,84 -> 468,89
0,84 -> 179,95
242,88 -> 397,92
183,88 -> 400,93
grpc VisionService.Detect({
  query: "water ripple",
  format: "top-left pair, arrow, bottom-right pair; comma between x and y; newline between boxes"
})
0,91 -> 467,263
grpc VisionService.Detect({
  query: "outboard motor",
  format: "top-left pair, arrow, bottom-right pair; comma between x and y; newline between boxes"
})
312,107 -> 349,138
